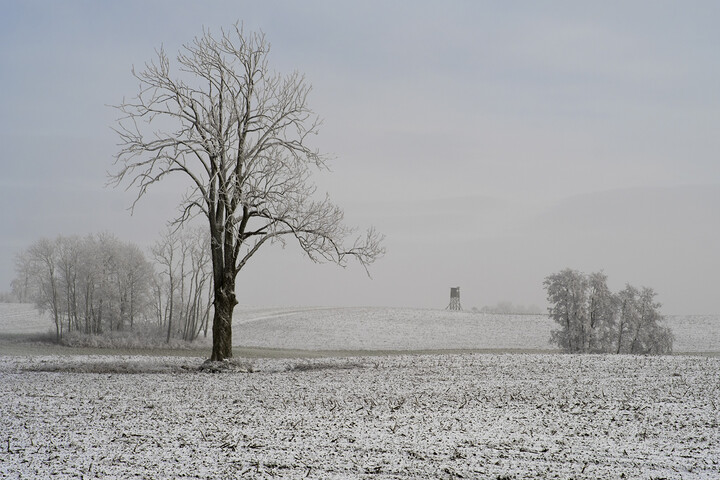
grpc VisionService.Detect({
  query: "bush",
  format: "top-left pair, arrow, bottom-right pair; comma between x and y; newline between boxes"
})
60,325 -> 210,350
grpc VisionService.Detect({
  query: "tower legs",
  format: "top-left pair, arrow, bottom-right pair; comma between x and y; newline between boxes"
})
446,297 -> 462,311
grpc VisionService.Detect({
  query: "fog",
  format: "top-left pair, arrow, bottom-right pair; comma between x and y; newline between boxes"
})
2,1 -> 719,314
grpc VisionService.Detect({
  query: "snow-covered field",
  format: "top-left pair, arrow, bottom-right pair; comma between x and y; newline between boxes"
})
1,354 -> 719,479
2,306 -> 719,478
233,307 -> 556,352
2,303 -> 720,354
232,306 -> 720,354
0,304 -> 50,336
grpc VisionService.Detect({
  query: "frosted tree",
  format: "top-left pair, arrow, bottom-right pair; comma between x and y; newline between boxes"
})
56,235 -> 81,333
616,285 -> 673,354
152,226 -> 213,343
544,269 -> 673,354
116,241 -> 154,330
586,271 -> 617,352
14,234 -> 155,340
544,268 -> 589,352
152,230 -> 179,343
16,239 -> 61,340
615,284 -> 639,354
110,24 -> 384,361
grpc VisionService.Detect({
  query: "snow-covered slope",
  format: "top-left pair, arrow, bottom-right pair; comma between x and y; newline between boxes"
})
2,304 -> 718,353
0,303 -> 50,335
232,306 -> 720,353
233,307 -> 555,351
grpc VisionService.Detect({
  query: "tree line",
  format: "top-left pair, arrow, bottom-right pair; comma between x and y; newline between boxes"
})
544,269 -> 673,354
13,228 -> 213,343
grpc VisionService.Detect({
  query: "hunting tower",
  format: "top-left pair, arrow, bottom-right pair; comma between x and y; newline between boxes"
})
446,287 -> 462,311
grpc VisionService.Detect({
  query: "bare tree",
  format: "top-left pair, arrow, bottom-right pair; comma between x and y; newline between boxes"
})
16,239 -> 61,340
110,24 -> 384,360
180,226 -> 213,342
615,284 -> 638,354
152,226 -> 213,343
152,230 -> 179,343
15,234 -> 155,341
118,242 -> 154,330
77,235 -> 103,334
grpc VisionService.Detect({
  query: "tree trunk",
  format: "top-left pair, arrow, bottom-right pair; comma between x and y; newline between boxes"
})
51,277 -> 60,342
210,287 -> 236,361
616,321 -> 625,354
166,277 -> 174,344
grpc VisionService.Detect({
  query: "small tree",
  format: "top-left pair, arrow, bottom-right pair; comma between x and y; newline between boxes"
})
16,239 -> 61,340
152,230 -> 179,343
586,271 -> 617,352
544,269 -> 672,354
544,269 -> 589,353
615,284 -> 638,354
110,24 -> 384,361
616,285 -> 673,354
152,226 -> 213,343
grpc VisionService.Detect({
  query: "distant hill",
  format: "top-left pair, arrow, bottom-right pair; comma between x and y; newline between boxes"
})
232,306 -> 719,354
2,304 -> 718,354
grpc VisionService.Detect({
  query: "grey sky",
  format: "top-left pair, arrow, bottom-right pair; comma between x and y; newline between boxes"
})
2,1 -> 719,314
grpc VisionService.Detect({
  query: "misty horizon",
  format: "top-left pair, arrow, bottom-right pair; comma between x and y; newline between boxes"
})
2,2 -> 719,315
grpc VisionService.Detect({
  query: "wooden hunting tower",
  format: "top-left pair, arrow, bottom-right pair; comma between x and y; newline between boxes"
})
447,287 -> 462,311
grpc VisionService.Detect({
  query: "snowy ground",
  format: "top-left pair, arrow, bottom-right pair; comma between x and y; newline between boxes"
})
232,306 -> 720,354
232,307 -> 555,352
0,304 -> 50,335
1,354 -> 719,479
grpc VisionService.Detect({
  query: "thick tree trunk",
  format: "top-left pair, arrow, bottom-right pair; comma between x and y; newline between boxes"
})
210,288 -> 237,361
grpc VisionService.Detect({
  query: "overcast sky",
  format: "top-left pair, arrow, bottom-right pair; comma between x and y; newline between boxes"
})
2,1 -> 719,314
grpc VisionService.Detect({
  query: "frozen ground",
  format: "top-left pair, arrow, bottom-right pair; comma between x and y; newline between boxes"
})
1,354 -> 718,479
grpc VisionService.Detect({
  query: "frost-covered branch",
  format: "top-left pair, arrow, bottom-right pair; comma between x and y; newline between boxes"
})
109,23 -> 384,360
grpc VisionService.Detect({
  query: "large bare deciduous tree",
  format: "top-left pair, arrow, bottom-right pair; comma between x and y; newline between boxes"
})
110,25 -> 384,361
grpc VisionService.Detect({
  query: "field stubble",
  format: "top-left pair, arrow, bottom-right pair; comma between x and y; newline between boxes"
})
1,354 -> 719,479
